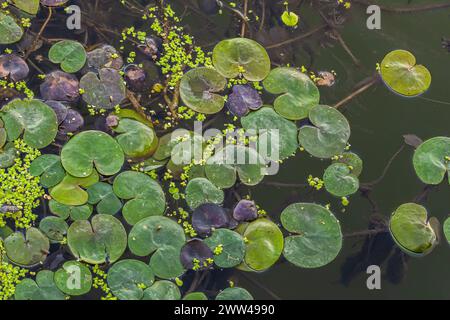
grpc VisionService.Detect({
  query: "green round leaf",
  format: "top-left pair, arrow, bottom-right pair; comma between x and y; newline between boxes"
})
281,11 -> 299,27
204,229 -> 245,268
185,177 -> 224,210
39,216 -> 68,242
0,12 -> 23,44
205,145 -> 266,188
30,154 -> 65,188
333,152 -> 363,177
380,49 -> 431,97
80,68 -> 126,109
241,107 -> 298,160
1,99 -> 58,149
50,171 -> 99,206
0,142 -> 18,168
107,259 -> 154,300
15,271 -> 65,300
443,217 -> 450,245
216,287 -> 253,300
213,38 -> 270,81
142,280 -> 181,300
183,292 -> 208,300
128,216 -> 186,279
238,218 -> 283,272
67,214 -> 127,264
61,130 -> 124,178
12,0 -> 40,14
263,67 -> 320,120
389,203 -> 437,256
54,261 -> 92,296
179,67 -> 226,114
113,118 -> 158,159
298,105 -> 350,159
323,163 -> 359,197
412,136 -> 450,185
281,203 -> 343,268
49,200 -> 93,220
87,182 -> 122,215
49,40 -> 87,73
113,171 -> 166,225
4,227 -> 49,267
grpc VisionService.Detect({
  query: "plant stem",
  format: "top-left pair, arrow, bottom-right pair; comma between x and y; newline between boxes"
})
266,24 -> 328,49
333,75 -> 379,109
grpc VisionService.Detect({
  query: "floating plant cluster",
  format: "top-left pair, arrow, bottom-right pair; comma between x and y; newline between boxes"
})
0,0 -> 447,301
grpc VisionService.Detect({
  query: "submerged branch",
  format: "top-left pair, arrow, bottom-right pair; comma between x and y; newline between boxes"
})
266,24 -> 328,49
333,74 -> 379,109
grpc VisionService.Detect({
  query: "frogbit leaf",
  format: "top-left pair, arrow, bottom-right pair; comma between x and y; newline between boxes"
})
49,40 -> 87,73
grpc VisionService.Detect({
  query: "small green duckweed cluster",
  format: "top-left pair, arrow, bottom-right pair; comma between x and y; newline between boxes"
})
0,241 -> 29,300
0,139 -> 43,229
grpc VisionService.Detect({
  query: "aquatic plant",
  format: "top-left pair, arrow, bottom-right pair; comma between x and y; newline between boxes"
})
0,0 -> 447,301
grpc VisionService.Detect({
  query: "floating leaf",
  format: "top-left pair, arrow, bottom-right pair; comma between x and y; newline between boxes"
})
298,105 -> 350,159
192,203 -> 234,237
80,68 -> 126,109
54,261 -> 92,296
12,0 -> 40,14
4,227 -> 49,267
128,216 -> 185,279
204,229 -> 245,268
87,182 -> 122,215
241,106 -> 298,160
113,171 -> 165,225
0,54 -> 29,81
40,71 -> 80,103
333,152 -> 363,177
1,99 -> 58,149
179,67 -> 226,114
238,218 -> 283,272
142,281 -> 180,300
180,239 -> 213,270
15,270 -> 65,300
0,12 -> 23,44
49,40 -> 87,73
226,85 -> 262,117
232,199 -> 258,222
205,145 -> 266,188
49,200 -> 93,220
113,118 -> 158,159
443,217 -> 450,245
412,136 -> 450,185
30,154 -> 65,188
83,45 -> 123,73
380,50 -> 431,97
183,292 -> 208,300
107,259 -> 154,300
263,67 -> 320,120
61,130 -> 124,178
281,11 -> 299,27
213,38 -> 270,81
67,214 -> 127,264
59,108 -> 84,134
216,287 -> 253,300
0,142 -> 17,168
39,216 -> 68,242
46,100 -> 68,124
323,163 -> 359,197
50,171 -> 99,206
185,178 -> 224,210
389,203 -> 437,256
281,203 -> 342,268
40,0 -> 69,6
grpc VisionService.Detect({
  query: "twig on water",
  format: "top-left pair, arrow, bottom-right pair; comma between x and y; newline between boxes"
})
333,75 -> 379,109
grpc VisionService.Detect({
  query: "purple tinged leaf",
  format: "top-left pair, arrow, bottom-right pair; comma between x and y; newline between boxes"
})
192,203 -> 231,237
40,71 -> 80,103
180,239 -> 213,270
0,54 -> 29,82
403,134 -> 423,149
46,100 -> 68,124
226,85 -> 262,117
124,64 -> 147,92
60,109 -> 84,133
233,199 -> 258,222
